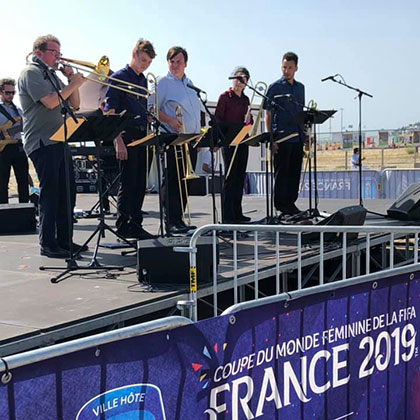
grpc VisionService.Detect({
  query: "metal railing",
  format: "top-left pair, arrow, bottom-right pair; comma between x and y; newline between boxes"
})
0,316 -> 192,384
175,224 -> 420,321
222,263 -> 420,315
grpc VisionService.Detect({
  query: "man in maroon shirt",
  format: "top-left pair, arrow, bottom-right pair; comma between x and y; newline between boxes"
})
215,67 -> 251,223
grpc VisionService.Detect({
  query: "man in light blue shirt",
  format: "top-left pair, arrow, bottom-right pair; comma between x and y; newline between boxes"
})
149,46 -> 201,234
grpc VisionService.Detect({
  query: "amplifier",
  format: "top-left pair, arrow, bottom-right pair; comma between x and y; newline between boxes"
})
0,203 -> 36,234
137,236 -> 218,285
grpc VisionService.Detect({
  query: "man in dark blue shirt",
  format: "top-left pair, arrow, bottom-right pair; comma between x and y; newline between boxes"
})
104,39 -> 156,240
264,51 -> 305,216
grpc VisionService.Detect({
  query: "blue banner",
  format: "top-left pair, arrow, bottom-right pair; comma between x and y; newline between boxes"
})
1,270 -> 419,419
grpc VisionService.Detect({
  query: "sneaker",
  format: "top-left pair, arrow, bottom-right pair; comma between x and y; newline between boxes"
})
177,220 -> 197,230
166,223 -> 189,235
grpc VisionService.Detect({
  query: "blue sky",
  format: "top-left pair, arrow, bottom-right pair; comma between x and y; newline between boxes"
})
4,0 -> 419,131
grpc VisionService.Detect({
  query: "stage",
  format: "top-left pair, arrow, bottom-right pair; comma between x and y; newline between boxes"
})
0,193 -> 408,356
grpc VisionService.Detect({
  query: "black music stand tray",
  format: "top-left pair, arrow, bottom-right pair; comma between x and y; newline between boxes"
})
41,114 -> 135,283
290,109 -> 336,217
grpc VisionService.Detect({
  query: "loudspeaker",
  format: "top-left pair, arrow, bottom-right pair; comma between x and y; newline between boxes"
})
387,183 -> 420,221
137,236 -> 218,285
188,177 -> 207,196
187,176 -> 224,196
304,205 -> 367,243
0,203 -> 36,234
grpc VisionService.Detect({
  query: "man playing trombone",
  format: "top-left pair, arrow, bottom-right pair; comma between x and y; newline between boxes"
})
149,46 -> 201,235
18,34 -> 85,258
104,39 -> 156,240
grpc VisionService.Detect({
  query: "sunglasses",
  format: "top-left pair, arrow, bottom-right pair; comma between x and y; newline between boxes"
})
3,91 -> 15,95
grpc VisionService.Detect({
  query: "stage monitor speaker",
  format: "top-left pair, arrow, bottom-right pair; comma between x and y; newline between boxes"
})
0,203 -> 36,234
304,205 -> 367,243
137,236 -> 218,285
188,177 -> 207,196
387,183 -> 420,221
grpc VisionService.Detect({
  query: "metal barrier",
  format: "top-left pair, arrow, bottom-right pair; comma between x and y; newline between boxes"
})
222,263 -> 420,315
0,316 -> 192,379
381,168 -> 420,199
248,168 -> 420,199
247,170 -> 380,199
175,224 -> 420,321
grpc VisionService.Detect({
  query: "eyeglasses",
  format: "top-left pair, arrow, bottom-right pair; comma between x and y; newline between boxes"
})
45,48 -> 62,57
3,91 -> 15,95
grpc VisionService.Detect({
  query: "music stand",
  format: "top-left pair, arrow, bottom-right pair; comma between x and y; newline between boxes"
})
128,132 -> 177,237
242,131 -> 298,223
290,109 -> 336,217
191,127 -> 225,223
42,114 -> 135,283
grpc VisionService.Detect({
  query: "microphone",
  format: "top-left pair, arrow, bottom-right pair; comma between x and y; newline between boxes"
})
32,55 -> 54,80
228,75 -> 246,83
187,83 -> 206,95
321,74 -> 337,82
32,55 -> 50,70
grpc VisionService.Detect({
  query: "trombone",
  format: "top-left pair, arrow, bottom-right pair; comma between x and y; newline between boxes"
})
225,80 -> 268,179
26,53 -> 153,99
145,72 -> 158,189
60,56 -> 152,99
174,105 -> 199,224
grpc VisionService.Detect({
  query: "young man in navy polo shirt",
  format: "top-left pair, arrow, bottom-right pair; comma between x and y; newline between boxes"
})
104,39 -> 156,240
264,52 -> 305,216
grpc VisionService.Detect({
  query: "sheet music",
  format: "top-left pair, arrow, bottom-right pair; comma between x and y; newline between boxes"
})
229,124 -> 252,146
50,117 -> 86,142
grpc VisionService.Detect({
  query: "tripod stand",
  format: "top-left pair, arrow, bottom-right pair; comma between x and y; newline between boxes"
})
83,159 -> 120,217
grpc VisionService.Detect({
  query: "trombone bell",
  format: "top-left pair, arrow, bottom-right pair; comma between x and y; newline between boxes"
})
60,55 -> 110,81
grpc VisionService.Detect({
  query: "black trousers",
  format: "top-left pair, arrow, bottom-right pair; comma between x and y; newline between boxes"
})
163,144 -> 197,225
30,143 -> 75,248
222,144 -> 249,222
0,144 -> 29,204
273,142 -> 304,210
116,144 -> 147,232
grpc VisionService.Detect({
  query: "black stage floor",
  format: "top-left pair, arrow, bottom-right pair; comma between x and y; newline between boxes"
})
0,194 -> 402,355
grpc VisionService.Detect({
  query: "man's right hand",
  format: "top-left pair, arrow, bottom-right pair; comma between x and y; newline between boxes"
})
68,73 -> 84,89
169,117 -> 183,132
114,134 -> 128,160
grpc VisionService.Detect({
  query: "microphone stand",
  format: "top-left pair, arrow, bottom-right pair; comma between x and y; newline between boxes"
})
189,88 -> 221,224
37,63 -> 80,276
326,76 -> 373,206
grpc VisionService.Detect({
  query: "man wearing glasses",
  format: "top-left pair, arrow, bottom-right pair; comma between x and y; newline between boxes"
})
0,78 -> 29,204
18,34 -> 85,258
